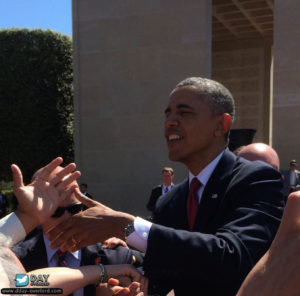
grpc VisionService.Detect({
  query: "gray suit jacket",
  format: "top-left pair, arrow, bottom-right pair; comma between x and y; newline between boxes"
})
281,169 -> 300,196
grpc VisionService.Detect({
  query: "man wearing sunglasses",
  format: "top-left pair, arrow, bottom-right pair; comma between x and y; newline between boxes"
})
13,166 -> 134,296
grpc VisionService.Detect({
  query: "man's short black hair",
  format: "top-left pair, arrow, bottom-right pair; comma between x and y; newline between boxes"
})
176,77 -> 235,120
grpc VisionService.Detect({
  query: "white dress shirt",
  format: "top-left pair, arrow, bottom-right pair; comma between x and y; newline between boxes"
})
0,212 -> 26,247
290,170 -> 297,186
126,151 -> 224,252
162,184 -> 174,195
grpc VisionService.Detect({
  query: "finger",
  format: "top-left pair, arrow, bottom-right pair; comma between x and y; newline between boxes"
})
38,157 -> 63,181
47,216 -> 75,248
103,238 -> 118,249
113,288 -> 130,296
59,185 -> 79,206
128,282 -> 140,296
108,278 -> 120,286
103,242 -> 116,249
56,171 -> 81,191
49,163 -> 76,186
11,164 -> 24,190
73,187 -> 99,208
60,235 -> 81,252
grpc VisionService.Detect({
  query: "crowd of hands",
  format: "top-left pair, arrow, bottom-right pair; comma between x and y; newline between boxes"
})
9,157 -> 146,296
5,156 -> 300,296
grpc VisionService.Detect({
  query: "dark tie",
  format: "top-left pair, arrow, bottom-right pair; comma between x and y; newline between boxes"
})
56,250 -> 73,296
164,187 -> 169,194
187,178 -> 202,231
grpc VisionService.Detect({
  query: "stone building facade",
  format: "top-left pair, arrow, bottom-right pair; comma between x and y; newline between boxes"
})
72,0 -> 300,215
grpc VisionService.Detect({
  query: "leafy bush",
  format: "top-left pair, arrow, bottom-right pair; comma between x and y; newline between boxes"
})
0,29 -> 74,183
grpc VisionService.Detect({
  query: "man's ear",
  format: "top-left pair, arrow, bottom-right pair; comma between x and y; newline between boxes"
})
214,113 -> 232,137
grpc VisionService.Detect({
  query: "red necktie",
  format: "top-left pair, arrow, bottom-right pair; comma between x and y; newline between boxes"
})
187,178 -> 202,231
56,250 -> 68,267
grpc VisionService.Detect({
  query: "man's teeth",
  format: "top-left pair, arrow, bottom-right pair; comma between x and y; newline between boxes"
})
168,135 -> 182,141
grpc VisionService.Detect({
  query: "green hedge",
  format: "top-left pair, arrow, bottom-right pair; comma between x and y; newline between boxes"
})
0,29 -> 74,183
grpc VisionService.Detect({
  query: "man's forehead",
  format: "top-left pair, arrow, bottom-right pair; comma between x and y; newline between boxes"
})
169,86 -> 211,102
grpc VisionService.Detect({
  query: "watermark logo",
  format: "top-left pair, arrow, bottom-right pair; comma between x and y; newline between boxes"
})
15,274 -> 29,287
2,274 -> 62,294
30,274 -> 50,286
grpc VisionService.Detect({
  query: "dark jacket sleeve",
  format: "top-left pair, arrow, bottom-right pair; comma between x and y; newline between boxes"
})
144,164 -> 284,295
146,186 -> 161,212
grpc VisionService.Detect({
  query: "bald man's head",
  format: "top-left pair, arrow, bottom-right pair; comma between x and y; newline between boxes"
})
238,143 -> 280,170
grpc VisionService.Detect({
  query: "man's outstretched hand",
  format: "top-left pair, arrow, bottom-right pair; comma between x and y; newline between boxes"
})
48,188 -> 135,252
13,157 -> 81,234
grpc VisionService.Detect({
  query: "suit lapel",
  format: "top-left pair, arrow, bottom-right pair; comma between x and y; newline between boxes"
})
193,149 -> 236,232
20,230 -> 48,271
154,179 -> 189,230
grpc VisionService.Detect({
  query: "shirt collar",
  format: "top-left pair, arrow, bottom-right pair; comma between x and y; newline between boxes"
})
189,150 -> 224,186
43,233 -> 80,262
162,183 -> 173,190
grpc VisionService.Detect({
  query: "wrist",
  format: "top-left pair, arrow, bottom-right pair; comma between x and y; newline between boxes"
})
96,264 -> 108,286
15,209 -> 38,234
115,211 -> 135,240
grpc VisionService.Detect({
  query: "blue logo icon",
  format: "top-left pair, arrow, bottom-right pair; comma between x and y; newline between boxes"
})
15,274 -> 29,287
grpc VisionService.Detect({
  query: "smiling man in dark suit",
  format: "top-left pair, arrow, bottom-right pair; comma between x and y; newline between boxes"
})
49,77 -> 284,296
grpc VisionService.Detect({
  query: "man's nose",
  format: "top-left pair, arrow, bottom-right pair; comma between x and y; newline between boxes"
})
165,115 -> 179,128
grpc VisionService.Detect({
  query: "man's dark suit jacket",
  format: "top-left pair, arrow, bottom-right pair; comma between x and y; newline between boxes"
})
144,149 -> 284,296
13,228 -> 133,296
147,185 -> 163,213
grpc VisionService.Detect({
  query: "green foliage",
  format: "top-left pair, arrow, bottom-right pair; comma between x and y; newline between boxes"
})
0,29 -> 74,183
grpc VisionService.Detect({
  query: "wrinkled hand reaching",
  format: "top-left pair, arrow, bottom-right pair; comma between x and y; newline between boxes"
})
98,278 -> 145,296
13,157 -> 81,233
103,237 -> 129,249
97,265 -> 148,296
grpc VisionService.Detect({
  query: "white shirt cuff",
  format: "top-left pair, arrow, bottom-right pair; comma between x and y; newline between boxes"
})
126,216 -> 152,253
0,212 -> 26,247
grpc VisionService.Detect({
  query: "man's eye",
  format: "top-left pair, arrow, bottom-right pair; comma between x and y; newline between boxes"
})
180,111 -> 191,115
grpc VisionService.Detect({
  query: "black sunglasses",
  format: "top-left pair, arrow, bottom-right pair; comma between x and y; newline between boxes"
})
51,203 -> 85,218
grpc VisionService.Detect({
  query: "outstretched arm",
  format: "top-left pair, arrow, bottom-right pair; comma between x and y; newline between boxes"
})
237,191 -> 300,296
48,188 -> 135,251
27,264 -> 147,296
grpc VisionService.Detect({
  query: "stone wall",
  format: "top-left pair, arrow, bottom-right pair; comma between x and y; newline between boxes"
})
212,39 -> 272,145
72,0 -> 212,215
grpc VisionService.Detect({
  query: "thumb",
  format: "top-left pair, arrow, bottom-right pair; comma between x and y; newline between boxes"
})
274,191 -> 300,238
11,164 -> 24,191
73,187 -> 99,208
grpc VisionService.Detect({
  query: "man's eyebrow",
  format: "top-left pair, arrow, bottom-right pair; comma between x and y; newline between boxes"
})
164,104 -> 194,114
177,104 -> 193,109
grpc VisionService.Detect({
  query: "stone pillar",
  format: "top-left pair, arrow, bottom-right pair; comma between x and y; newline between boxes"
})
72,0 -> 212,215
273,0 -> 300,170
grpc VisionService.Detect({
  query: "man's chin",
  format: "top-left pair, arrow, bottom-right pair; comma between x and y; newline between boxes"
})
168,152 -> 183,162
